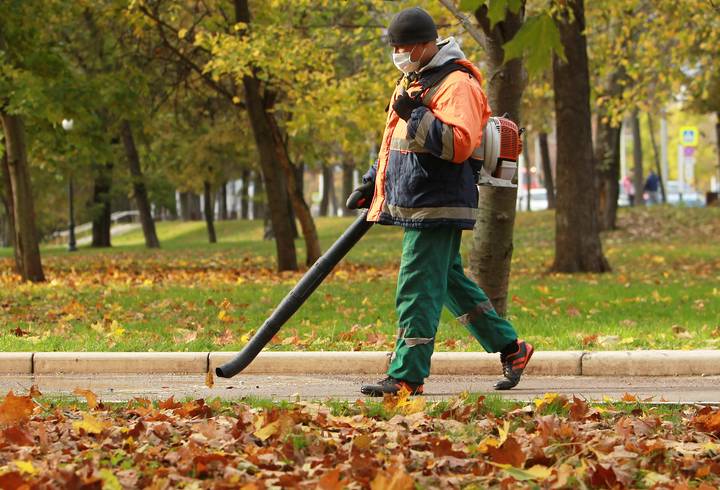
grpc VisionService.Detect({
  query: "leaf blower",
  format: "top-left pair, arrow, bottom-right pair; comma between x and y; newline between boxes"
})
216,204 -> 373,378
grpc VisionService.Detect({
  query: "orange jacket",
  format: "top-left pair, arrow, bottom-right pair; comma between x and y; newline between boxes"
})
364,40 -> 491,229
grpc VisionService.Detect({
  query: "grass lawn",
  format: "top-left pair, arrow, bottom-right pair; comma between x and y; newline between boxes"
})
1,205 -> 718,352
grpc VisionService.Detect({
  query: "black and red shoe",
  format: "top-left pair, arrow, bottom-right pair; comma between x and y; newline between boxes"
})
494,340 -> 534,390
360,376 -> 424,397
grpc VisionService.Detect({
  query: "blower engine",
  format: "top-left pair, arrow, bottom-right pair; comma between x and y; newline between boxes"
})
471,116 -> 523,188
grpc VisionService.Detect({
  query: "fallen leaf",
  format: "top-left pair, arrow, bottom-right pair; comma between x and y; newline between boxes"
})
73,388 -> 99,409
488,436 -> 526,467
72,413 -> 110,435
0,391 -> 34,426
370,465 -> 414,490
317,467 -> 347,490
2,426 -> 34,446
12,460 -> 38,476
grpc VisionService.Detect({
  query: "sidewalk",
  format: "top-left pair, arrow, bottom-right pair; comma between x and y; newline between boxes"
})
2,373 -> 719,404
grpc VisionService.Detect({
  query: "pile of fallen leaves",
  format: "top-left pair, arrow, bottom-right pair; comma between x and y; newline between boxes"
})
1,389 -> 719,489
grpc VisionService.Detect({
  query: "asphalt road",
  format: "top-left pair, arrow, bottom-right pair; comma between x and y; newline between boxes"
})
2,374 -> 719,404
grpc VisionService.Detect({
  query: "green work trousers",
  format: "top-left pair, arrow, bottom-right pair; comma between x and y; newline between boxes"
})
387,226 -> 517,384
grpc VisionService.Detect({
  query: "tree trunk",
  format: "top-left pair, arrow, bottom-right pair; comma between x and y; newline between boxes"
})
0,112 -> 45,282
320,164 -> 331,217
551,0 -> 610,273
218,181 -> 228,220
119,120 -> 160,248
204,180 -> 217,243
646,114 -> 667,202
716,112 -> 720,190
235,0 -> 297,271
523,133 -> 531,212
91,162 -> 113,248
267,115 -> 322,266
467,3 -> 527,317
179,192 -> 190,221
631,109 -> 645,207
538,132 -> 556,209
341,160 -> 355,216
594,116 -> 621,230
253,171 -> 265,220
240,169 -> 250,219
1,148 -> 19,270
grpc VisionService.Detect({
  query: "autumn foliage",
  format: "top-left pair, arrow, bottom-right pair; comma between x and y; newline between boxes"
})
0,388 -> 719,488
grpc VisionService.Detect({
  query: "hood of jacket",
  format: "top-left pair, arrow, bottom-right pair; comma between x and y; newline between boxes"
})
419,37 -> 484,84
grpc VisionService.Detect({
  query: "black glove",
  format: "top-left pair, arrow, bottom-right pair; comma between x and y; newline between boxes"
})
346,180 -> 375,209
392,91 -> 424,121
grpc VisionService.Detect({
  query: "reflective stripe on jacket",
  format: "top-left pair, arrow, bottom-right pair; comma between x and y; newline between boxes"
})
365,47 -> 491,230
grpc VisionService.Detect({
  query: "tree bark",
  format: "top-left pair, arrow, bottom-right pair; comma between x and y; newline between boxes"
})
716,112 -> 720,190
631,109 -> 645,206
253,171 -> 265,221
204,180 -> 217,243
235,0 -> 297,271
594,116 -> 621,230
90,162 -> 113,247
267,115 -> 322,266
1,148 -> 19,269
646,114 -> 667,202
179,192 -> 190,221
523,132 -> 531,211
538,132 -> 556,209
240,169 -> 250,219
0,112 -> 45,282
119,120 -> 160,248
320,164 -> 331,216
551,0 -> 610,273
218,181 -> 228,220
466,3 -> 527,317
341,160 -> 355,216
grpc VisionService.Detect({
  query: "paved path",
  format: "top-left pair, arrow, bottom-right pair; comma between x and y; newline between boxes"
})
2,374 -> 719,404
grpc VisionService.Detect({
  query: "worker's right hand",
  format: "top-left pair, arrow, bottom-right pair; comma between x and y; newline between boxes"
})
346,180 -> 375,209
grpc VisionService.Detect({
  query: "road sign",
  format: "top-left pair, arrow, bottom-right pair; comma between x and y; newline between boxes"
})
680,126 -> 698,146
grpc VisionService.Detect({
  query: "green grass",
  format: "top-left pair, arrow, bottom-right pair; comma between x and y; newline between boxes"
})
1,206 -> 718,352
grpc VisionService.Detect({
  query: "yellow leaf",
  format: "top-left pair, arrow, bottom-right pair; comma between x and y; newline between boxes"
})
525,465 -> 552,480
534,392 -> 559,409
254,420 -> 279,441
232,96 -> 241,105
477,436 -> 500,453
72,413 -> 110,434
13,460 -> 37,475
100,469 -> 122,490
498,419 -> 510,445
178,28 -> 188,39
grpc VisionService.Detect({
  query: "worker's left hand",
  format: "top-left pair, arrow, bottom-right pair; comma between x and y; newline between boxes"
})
392,92 -> 424,121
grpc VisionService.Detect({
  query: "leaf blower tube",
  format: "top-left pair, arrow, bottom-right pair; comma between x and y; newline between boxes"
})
216,209 -> 374,378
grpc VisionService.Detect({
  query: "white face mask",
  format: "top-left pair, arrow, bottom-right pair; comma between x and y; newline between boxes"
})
392,45 -> 425,74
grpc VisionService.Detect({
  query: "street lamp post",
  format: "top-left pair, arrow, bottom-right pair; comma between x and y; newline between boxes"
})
62,119 -> 77,252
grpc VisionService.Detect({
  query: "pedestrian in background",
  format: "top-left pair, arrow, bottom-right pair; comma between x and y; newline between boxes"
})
644,170 -> 660,205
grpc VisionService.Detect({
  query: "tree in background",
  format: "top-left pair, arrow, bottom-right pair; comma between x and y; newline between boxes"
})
551,0 -> 610,273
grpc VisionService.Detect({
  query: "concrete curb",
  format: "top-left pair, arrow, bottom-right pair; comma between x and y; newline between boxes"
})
32,352 -> 208,374
582,350 -> 720,376
0,350 -> 718,376
0,353 -> 33,374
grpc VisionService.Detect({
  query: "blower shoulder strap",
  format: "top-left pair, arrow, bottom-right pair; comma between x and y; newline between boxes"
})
417,60 -> 473,105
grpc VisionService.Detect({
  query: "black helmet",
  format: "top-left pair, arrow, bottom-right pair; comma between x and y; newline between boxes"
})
387,7 -> 438,46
